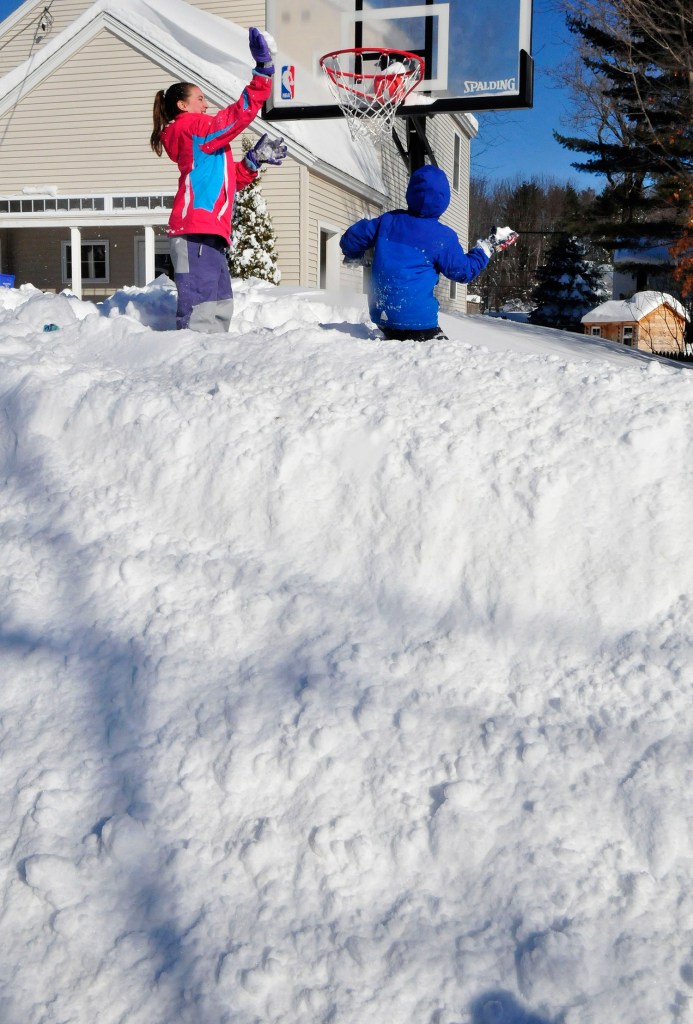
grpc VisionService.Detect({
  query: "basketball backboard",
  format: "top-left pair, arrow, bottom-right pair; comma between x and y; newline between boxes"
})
264,0 -> 533,122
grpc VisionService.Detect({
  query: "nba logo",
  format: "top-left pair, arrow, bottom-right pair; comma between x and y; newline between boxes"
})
281,65 -> 295,100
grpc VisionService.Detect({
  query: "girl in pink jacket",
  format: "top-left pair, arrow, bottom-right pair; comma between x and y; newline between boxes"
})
150,28 -> 286,332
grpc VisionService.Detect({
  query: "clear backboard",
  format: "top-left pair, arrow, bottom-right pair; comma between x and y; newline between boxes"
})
264,0 -> 533,122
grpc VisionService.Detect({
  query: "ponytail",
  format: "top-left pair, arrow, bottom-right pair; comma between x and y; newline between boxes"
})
150,82 -> 196,156
150,90 -> 167,156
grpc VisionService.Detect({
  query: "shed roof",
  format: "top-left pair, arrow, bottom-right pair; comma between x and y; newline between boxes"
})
581,290 -> 688,324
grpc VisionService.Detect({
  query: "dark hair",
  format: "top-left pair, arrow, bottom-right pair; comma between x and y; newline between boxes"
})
150,83 -> 196,156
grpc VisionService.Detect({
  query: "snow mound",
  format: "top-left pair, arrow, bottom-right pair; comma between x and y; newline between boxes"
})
1,280 -> 692,1024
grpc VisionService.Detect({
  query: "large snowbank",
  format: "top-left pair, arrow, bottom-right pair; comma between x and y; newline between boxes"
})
1,276 -> 692,1024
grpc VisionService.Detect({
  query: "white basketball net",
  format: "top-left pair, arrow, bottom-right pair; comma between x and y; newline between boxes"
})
320,49 -> 425,142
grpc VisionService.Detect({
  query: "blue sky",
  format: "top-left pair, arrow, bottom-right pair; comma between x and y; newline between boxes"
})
0,0 -> 21,22
472,1 -> 602,188
0,0 -> 602,190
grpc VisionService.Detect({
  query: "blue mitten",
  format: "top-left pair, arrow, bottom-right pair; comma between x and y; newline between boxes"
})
244,133 -> 288,171
249,27 -> 274,76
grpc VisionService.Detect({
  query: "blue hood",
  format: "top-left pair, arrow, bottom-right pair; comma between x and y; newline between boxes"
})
405,165 -> 451,218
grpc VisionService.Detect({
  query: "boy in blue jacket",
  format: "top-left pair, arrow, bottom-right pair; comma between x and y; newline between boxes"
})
340,164 -> 518,341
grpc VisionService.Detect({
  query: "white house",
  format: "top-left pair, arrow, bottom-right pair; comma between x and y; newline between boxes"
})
0,0 -> 478,312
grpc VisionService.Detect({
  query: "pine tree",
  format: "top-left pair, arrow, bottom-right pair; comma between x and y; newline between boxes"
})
554,4 -> 691,296
529,234 -> 608,330
228,139 -> 281,285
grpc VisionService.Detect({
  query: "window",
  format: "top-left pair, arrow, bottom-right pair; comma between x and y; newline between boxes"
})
590,326 -> 601,336
452,133 -> 461,192
622,325 -> 634,345
112,194 -> 173,210
61,240 -> 110,284
449,280 -> 457,299
0,195 -> 106,214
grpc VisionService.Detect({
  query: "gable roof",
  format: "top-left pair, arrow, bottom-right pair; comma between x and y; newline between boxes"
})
0,0 -> 387,198
581,291 -> 688,324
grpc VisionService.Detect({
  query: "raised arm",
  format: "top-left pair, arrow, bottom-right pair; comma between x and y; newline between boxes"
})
199,28 -> 275,154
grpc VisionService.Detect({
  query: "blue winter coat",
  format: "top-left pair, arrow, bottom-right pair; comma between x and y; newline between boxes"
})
340,165 -> 490,331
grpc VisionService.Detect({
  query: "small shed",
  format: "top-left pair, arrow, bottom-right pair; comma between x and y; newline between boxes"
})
581,291 -> 688,355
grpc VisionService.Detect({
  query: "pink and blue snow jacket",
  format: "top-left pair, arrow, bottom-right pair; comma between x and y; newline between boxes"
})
161,73 -> 272,246
340,164 -> 490,331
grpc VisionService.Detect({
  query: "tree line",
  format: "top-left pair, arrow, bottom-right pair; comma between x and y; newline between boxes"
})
469,176 -> 606,321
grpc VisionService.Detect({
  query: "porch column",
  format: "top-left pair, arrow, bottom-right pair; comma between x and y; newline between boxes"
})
144,224 -> 156,284
70,226 -> 82,300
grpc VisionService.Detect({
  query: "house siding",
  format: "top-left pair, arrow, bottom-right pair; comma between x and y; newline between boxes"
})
0,1 -> 265,80
0,0 -> 93,79
305,171 -> 381,290
0,28 -> 272,194
637,307 -> 686,352
200,0 -> 264,27
0,31 -> 188,193
428,115 -> 472,318
243,149 -> 302,286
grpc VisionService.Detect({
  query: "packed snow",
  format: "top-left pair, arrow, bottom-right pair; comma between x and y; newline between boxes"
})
1,276 -> 693,1024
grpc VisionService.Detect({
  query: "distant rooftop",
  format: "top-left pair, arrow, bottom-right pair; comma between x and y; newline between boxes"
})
582,290 -> 688,324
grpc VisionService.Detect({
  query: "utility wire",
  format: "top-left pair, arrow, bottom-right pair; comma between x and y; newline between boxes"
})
0,1 -> 56,56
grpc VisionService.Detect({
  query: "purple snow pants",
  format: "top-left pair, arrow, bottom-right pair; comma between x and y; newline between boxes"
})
170,234 -> 234,333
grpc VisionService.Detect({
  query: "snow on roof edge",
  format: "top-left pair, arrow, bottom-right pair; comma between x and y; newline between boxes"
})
0,0 -> 386,195
581,290 -> 688,324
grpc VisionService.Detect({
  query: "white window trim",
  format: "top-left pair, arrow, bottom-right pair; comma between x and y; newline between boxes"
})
134,234 -> 172,286
0,193 -> 174,217
318,221 -> 341,291
590,326 -> 601,336
61,239 -> 110,285
452,132 -> 461,193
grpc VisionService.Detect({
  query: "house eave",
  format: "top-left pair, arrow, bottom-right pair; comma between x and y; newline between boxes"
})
0,212 -> 171,229
0,8 -> 387,204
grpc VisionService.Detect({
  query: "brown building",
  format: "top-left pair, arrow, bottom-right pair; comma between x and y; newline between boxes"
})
581,291 -> 689,355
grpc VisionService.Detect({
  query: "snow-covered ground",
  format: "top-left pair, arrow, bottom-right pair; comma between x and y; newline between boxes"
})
1,276 -> 692,1024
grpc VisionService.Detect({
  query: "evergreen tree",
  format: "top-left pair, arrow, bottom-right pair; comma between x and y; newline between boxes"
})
228,139 -> 280,285
469,176 -> 599,311
555,3 -> 691,301
529,234 -> 608,330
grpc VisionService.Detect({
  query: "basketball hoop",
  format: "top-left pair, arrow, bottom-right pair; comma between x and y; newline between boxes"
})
319,48 -> 425,142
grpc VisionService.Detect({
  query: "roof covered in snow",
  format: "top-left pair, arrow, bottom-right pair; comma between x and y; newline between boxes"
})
0,0 -> 386,196
582,290 -> 688,324
614,244 -> 673,266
